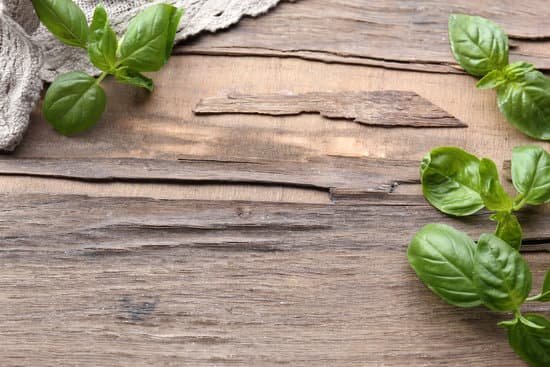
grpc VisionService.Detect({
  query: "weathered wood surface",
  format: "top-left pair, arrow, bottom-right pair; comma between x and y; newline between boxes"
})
178,0 -> 550,73
194,91 -> 465,127
0,158 -> 549,366
2,1 -> 550,366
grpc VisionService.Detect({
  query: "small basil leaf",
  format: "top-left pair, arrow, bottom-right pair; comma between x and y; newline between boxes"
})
511,145 -> 550,206
473,234 -> 532,312
43,72 -> 106,135
498,317 -> 519,328
530,269 -> 550,302
479,158 -> 513,211
420,147 -> 483,216
503,61 -> 535,82
497,70 -> 550,140
507,314 -> 550,367
542,269 -> 550,301
476,70 -> 506,90
448,14 -> 508,77
118,4 -> 184,72
491,212 -> 522,250
407,223 -> 481,308
114,68 -> 154,92
31,0 -> 88,48
88,5 -> 118,72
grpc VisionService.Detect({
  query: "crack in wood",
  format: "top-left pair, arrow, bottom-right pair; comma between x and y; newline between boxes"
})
177,0 -> 550,73
0,157 -> 547,251
193,91 -> 465,128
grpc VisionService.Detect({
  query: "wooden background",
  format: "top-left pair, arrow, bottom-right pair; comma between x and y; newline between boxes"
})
2,1 -> 550,365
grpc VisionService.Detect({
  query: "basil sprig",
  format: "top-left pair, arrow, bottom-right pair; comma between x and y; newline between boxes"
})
448,14 -> 550,140
32,0 -> 184,135
411,145 -> 550,366
421,145 -> 550,249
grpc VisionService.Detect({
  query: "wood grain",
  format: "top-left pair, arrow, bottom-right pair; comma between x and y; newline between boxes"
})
194,91 -> 466,128
178,0 -> 550,73
0,163 -> 548,366
3,1 -> 550,365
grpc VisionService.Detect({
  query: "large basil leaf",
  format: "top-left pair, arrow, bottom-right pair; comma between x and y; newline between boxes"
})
507,314 -> 550,367
31,0 -> 88,48
421,147 -> 483,216
497,71 -> 550,140
118,4 -> 184,72
407,224 -> 481,308
511,145 -> 550,207
473,234 -> 531,311
88,5 -> 118,72
448,14 -> 508,77
492,212 -> 522,250
43,72 -> 106,135
479,158 -> 513,211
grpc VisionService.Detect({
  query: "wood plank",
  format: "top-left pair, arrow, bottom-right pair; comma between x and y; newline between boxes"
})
0,156 -> 419,194
18,56 -> 550,163
0,188 -> 548,366
194,91 -> 466,128
177,0 -> 550,73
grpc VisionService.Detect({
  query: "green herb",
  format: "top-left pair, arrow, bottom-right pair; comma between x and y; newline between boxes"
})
32,0 -> 184,135
448,14 -> 550,140
410,145 -> 550,367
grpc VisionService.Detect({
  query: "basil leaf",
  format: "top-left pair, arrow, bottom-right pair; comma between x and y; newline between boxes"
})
479,158 -> 513,211
407,224 -> 481,308
507,314 -> 550,367
31,0 -> 88,48
43,72 -> 106,135
88,5 -> 117,72
492,212 -> 522,250
530,269 -> 550,302
476,70 -> 506,90
473,234 -> 532,312
421,147 -> 483,216
114,68 -> 154,92
497,70 -> 550,140
541,269 -> 550,302
118,4 -> 184,72
511,145 -> 550,207
448,14 -> 508,77
503,61 -> 535,81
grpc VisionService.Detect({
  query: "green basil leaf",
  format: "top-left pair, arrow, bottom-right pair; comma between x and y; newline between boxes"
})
43,72 -> 106,136
114,68 -> 154,92
503,61 -> 535,82
473,234 -> 532,312
87,5 -> 117,72
479,158 -> 513,211
529,269 -> 550,302
31,0 -> 88,48
507,314 -> 550,367
407,223 -> 481,308
476,70 -> 506,90
541,269 -> 550,301
511,145 -> 550,206
497,70 -> 550,140
420,147 -> 483,216
118,4 -> 184,72
491,212 -> 522,250
448,14 -> 508,77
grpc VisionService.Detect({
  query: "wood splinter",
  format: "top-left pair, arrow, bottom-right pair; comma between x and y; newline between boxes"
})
193,91 -> 466,128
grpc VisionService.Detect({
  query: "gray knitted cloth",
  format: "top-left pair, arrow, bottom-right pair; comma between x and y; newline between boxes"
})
0,0 -> 282,151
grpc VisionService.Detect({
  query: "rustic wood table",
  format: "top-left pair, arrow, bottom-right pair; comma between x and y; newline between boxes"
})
2,1 -> 549,365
